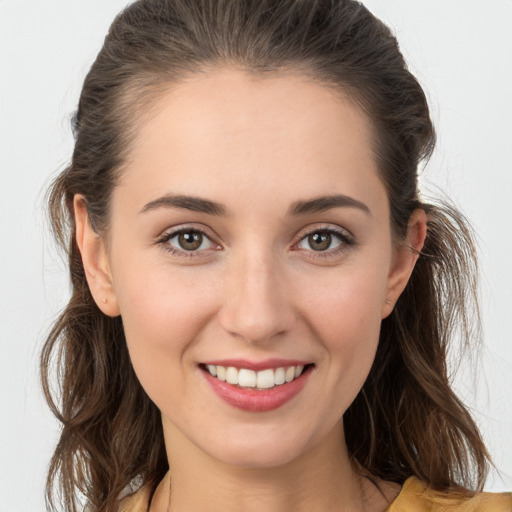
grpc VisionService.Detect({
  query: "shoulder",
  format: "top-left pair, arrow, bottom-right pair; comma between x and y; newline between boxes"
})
113,476 -> 512,512
387,477 -> 512,512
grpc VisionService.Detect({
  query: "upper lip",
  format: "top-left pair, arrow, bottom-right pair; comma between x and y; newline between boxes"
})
201,358 -> 312,371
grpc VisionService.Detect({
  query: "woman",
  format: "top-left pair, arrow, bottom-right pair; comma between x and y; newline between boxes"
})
41,1 -> 511,511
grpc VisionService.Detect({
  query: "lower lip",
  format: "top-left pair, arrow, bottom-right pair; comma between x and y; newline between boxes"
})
201,366 -> 312,412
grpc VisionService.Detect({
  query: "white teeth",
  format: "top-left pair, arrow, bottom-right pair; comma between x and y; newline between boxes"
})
274,367 -> 285,385
225,367 -> 238,385
238,368 -> 256,387
205,364 -> 308,389
285,367 -> 295,383
216,366 -> 226,381
256,369 -> 275,389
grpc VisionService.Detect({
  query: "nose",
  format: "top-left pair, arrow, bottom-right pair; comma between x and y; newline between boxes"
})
218,248 -> 295,345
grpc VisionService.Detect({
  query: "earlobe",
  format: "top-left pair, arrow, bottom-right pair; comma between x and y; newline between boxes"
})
381,209 -> 427,318
74,195 -> 120,317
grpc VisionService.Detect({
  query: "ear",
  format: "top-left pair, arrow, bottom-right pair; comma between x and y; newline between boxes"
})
381,209 -> 427,318
74,194 -> 120,317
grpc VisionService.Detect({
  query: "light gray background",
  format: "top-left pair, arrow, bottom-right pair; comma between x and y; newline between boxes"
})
1,1 -> 511,510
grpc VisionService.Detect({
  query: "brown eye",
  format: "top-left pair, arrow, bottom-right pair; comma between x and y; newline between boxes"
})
178,231 -> 203,250
308,232 -> 332,251
164,229 -> 213,252
297,229 -> 346,253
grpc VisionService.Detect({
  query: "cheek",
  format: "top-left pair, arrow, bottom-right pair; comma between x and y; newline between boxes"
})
112,261 -> 218,392
300,263 -> 387,395
303,259 -> 387,336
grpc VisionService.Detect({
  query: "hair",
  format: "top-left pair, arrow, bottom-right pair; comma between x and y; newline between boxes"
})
41,1 -> 491,511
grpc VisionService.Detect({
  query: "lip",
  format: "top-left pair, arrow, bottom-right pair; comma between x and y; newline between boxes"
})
200,363 -> 313,412
201,358 -> 311,371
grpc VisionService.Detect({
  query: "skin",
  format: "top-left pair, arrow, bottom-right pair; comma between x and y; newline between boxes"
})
74,68 -> 427,512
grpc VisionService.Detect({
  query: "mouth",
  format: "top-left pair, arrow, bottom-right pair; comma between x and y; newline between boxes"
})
198,361 -> 315,412
199,363 -> 313,390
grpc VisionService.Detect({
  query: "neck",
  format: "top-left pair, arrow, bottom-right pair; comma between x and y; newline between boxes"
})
151,421 -> 387,512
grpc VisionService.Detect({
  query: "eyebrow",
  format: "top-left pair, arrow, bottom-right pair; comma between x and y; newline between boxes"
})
139,194 -> 228,216
139,193 -> 370,217
287,194 -> 371,216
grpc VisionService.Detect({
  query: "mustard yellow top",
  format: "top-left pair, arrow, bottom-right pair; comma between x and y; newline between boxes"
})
385,477 -> 511,512
118,476 -> 512,512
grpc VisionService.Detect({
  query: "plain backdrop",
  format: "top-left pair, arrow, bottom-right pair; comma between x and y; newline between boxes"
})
1,1 -> 511,510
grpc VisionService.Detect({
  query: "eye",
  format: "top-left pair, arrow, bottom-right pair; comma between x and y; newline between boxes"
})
298,231 -> 343,252
171,230 -> 211,251
157,227 -> 216,256
294,227 -> 354,258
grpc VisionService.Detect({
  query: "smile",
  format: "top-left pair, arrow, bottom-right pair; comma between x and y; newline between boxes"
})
204,364 -> 306,390
200,361 -> 314,412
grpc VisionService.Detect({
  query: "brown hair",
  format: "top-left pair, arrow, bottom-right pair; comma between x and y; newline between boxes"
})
41,1 -> 490,511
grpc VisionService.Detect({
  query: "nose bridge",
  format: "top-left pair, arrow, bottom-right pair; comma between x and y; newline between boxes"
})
219,241 -> 293,344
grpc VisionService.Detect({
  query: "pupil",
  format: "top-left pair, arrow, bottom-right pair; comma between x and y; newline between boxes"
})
310,232 -> 331,251
179,231 -> 202,250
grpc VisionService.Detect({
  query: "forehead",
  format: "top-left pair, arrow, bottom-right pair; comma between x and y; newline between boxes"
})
117,67 -> 384,216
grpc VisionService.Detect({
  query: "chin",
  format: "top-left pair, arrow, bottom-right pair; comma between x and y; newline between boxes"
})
211,442 -> 303,469
197,422 -> 322,469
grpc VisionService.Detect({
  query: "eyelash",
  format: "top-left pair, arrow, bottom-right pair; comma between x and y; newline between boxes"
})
295,226 -> 355,260
156,226 -> 217,259
156,225 -> 355,260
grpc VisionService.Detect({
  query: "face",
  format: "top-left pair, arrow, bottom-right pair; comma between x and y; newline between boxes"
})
79,68 -> 421,469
